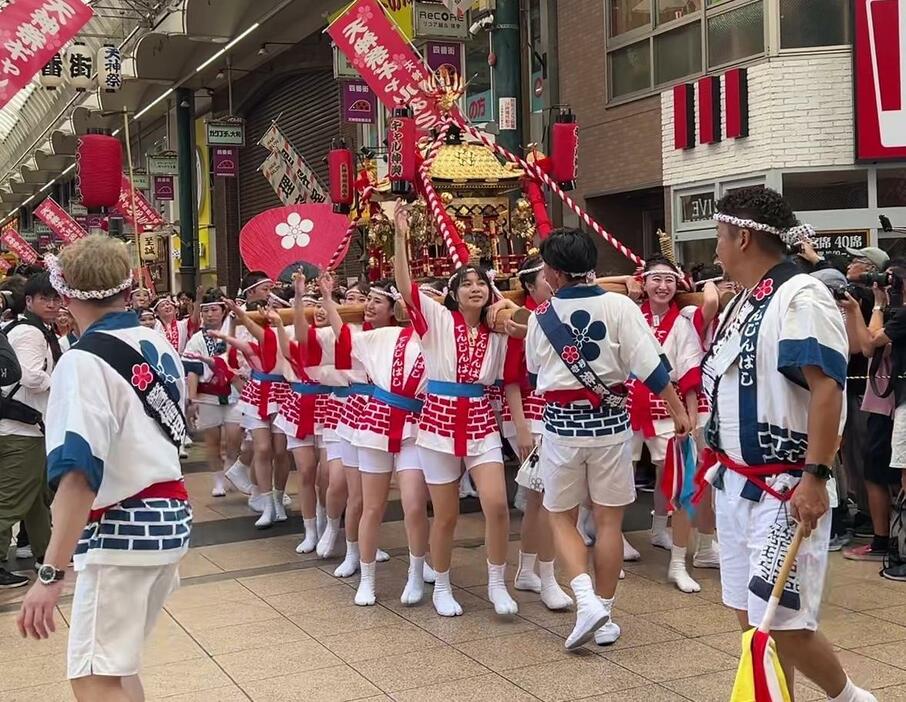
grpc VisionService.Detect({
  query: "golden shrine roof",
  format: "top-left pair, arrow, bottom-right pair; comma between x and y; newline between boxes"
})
429,144 -> 523,183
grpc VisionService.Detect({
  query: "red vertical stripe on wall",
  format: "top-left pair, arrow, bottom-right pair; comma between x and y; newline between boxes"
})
673,83 -> 695,149
725,68 -> 749,139
698,76 -> 721,144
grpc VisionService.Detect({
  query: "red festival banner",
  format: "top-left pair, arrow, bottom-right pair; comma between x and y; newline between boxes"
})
114,175 -> 166,230
855,0 -> 906,160
34,197 -> 88,244
0,0 -> 94,111
1,224 -> 39,264
326,0 -> 450,131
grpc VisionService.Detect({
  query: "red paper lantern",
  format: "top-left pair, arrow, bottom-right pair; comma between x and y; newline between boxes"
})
77,133 -> 123,208
387,106 -> 417,196
328,139 -> 354,215
550,110 -> 579,192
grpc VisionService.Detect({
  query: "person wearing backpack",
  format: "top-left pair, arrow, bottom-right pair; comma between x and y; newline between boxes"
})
0,272 -> 61,588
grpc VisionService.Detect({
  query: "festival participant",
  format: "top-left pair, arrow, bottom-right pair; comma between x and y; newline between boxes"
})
501,256 -> 574,611
184,290 -> 244,498
703,187 -> 874,701
315,273 -> 435,605
56,307 -> 79,353
393,200 -> 520,618
525,228 -> 691,650
129,286 -> 152,312
627,256 -> 711,593
153,289 -> 202,355
138,309 -> 157,329
17,235 -> 190,701
214,300 -> 290,529
344,281 -> 368,305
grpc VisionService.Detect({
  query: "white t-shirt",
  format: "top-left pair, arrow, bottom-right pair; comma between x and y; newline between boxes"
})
0,320 -> 55,438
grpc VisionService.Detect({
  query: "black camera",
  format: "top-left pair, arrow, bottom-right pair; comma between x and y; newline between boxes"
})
831,285 -> 859,302
858,272 -> 891,287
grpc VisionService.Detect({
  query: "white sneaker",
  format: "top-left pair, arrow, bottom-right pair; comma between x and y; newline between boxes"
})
693,547 -> 721,569
594,621 -> 621,646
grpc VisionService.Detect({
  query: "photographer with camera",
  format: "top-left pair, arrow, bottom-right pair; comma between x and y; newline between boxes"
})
0,272 -> 61,588
843,261 -> 906,578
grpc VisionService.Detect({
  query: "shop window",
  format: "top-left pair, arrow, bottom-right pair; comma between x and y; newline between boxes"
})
878,169 -> 906,208
609,0 -> 651,37
609,40 -> 651,98
707,1 -> 764,68
780,0 -> 851,49
655,21 -> 702,84
782,170 -> 869,211
678,238 -> 718,268
657,0 -> 701,25
678,190 -> 716,227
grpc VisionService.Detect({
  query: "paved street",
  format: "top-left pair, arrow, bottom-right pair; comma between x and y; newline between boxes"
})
3,458 -> 906,701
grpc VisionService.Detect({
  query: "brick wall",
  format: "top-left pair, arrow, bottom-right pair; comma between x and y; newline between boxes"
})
556,0 -> 663,204
661,51 -> 855,187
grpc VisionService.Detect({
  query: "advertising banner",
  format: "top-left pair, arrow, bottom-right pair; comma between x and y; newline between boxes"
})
1,224 -> 39,264
33,197 -> 88,244
259,124 -> 328,205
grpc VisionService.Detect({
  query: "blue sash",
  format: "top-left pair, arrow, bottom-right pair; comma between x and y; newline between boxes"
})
373,386 -> 424,413
426,380 -> 486,398
535,299 -> 626,410
251,371 -> 284,383
290,382 -> 330,395
348,382 -> 375,397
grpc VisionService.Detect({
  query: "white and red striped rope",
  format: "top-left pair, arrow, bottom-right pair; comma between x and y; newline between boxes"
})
327,185 -> 376,271
457,120 -> 646,269
418,118 -> 465,269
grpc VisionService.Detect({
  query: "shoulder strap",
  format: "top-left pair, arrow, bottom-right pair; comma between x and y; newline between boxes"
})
74,332 -> 187,448
535,300 -> 624,409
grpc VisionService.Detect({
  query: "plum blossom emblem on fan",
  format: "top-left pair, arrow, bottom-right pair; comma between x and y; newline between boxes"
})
277,212 -> 314,250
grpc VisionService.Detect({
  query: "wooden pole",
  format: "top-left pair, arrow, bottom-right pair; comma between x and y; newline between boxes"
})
122,106 -> 143,290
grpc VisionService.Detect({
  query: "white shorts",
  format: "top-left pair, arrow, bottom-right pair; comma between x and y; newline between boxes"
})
417,446 -> 504,485
715,470 -> 829,631
631,432 -> 670,466
541,437 -> 635,512
68,563 -> 180,679
357,439 -> 422,474
287,435 -> 316,450
891,404 -> 906,469
195,403 -> 242,432
324,439 -> 343,462
241,413 -> 271,432
340,438 -> 359,468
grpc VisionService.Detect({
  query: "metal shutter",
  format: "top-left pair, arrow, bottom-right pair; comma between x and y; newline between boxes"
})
239,70 -> 339,228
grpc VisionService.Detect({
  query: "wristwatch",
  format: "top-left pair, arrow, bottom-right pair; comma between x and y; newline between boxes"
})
803,463 -> 833,480
36,564 -> 65,585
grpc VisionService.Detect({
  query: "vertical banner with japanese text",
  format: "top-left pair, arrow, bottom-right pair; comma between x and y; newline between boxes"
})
258,124 -> 328,205
0,0 -> 94,111
326,0 -> 455,131
1,224 -> 39,264
114,175 -> 166,230
33,197 -> 88,244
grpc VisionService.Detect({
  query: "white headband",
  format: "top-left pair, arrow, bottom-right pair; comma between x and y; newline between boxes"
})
46,254 -> 133,301
371,286 -> 402,302
200,301 -> 225,310
241,278 -> 274,295
713,212 -> 784,237
152,296 -> 174,311
641,269 -> 682,279
785,223 -> 815,245
519,263 -> 544,276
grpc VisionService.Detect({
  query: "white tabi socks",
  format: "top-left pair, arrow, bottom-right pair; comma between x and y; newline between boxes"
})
565,573 -> 608,650
211,471 -> 227,498
296,518 -> 318,554
514,551 -> 542,593
316,517 -> 342,558
224,460 -> 254,494
401,553 -> 426,605
594,596 -> 621,645
487,561 -> 518,615
668,546 -> 701,593
650,514 -> 673,550
254,491 -> 276,529
622,534 -> 641,561
273,490 -> 288,522
376,548 -> 391,563
539,560 -> 573,611
830,678 -> 878,702
355,560 -> 376,606
334,540 -> 360,577
316,502 -> 327,539
432,569 -> 463,617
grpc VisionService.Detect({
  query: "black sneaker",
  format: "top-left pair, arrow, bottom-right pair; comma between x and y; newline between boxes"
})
0,567 -> 29,589
882,563 -> 906,582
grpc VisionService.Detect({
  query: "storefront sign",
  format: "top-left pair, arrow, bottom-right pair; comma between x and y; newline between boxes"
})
206,120 -> 245,147
855,0 -> 906,161
466,89 -> 492,123
333,45 -> 360,79
341,80 -> 378,124
0,224 -> 38,264
131,170 -> 149,190
152,175 -> 175,201
69,202 -> 87,217
499,97 -> 517,131
327,0 -> 456,131
33,197 -> 88,244
147,152 -> 179,176
810,230 -> 870,257
424,41 -> 463,77
212,147 -> 238,177
414,2 -> 468,39
680,192 -> 715,224
140,231 -> 159,262
0,0 -> 94,111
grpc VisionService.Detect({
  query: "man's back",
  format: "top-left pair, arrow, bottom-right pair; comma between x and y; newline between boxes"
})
0,319 -> 53,437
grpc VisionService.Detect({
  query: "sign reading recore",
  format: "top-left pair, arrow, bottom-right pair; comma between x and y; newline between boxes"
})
206,120 -> 245,147
414,1 -> 468,39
